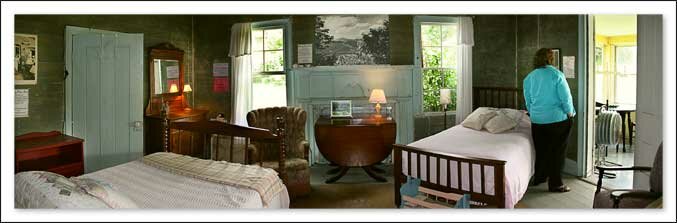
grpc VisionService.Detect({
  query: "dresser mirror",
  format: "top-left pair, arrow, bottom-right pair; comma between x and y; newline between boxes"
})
145,43 -> 185,115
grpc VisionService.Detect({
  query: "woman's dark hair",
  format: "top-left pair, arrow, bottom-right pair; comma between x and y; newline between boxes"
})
533,48 -> 554,68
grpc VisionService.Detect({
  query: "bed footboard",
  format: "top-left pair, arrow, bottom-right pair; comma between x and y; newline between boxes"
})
393,144 -> 506,208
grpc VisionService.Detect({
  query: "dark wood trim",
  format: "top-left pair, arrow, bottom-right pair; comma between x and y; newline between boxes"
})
393,144 -> 507,208
161,112 -> 288,184
473,86 -> 524,110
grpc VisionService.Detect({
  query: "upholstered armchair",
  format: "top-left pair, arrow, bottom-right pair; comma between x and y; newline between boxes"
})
593,143 -> 662,208
246,106 -> 311,198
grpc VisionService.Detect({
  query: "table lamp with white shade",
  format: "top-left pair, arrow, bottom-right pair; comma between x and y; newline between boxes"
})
169,83 -> 179,93
440,88 -> 451,129
369,89 -> 387,117
182,84 -> 192,110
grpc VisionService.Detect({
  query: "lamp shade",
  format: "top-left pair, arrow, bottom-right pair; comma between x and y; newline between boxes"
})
183,84 -> 192,92
169,84 -> 179,93
369,89 -> 387,103
440,88 -> 451,105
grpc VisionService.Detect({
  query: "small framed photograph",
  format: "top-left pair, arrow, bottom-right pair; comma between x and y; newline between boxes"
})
15,33 -> 38,85
330,100 -> 352,118
551,48 -> 561,71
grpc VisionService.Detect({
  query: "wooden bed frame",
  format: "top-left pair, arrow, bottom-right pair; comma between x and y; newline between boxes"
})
160,111 -> 289,183
394,86 -> 523,208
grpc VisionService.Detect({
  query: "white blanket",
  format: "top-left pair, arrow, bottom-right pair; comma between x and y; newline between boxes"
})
80,160 -> 289,208
405,116 -> 534,208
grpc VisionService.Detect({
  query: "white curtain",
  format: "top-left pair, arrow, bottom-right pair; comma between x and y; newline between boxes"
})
456,17 -> 474,124
229,23 -> 253,126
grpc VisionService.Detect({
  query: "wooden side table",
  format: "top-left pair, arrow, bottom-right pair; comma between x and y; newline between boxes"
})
15,131 -> 84,177
314,114 -> 396,183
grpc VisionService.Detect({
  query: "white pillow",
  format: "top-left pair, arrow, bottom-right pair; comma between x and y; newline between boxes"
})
461,107 -> 498,130
484,112 -> 517,134
498,108 -> 525,130
484,109 -> 525,134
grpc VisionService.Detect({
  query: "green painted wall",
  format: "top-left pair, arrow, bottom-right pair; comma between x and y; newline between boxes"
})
14,15 -> 194,135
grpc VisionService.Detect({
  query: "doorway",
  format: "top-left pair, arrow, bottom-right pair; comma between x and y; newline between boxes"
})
64,26 -> 144,173
586,15 -> 637,189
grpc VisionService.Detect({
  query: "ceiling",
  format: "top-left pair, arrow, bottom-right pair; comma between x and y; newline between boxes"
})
594,15 -> 637,36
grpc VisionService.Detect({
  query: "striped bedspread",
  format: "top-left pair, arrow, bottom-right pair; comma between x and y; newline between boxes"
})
141,152 -> 285,207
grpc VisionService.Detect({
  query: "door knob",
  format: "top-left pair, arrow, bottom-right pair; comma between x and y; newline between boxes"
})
132,121 -> 143,130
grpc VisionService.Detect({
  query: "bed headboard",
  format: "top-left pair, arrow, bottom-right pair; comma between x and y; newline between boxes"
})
472,87 -> 524,110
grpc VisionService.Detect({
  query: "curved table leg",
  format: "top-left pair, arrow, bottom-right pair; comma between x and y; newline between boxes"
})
369,165 -> 386,174
363,166 -> 387,182
325,167 -> 349,183
326,166 -> 342,175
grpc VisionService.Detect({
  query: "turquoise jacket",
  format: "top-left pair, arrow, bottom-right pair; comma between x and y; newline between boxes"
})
523,65 -> 576,124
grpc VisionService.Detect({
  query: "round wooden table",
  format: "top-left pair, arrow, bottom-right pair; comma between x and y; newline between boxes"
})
314,114 -> 396,183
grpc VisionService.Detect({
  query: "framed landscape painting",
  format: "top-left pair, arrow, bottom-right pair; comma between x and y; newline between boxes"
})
315,15 -> 390,66
15,33 -> 38,85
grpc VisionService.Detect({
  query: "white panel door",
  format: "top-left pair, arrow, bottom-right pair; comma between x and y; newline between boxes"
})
72,32 -> 144,173
634,15 -> 662,189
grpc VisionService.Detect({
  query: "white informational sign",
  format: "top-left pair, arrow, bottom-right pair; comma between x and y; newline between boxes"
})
15,89 -> 29,117
212,63 -> 229,77
563,56 -> 575,79
297,44 -> 313,64
166,65 -> 180,79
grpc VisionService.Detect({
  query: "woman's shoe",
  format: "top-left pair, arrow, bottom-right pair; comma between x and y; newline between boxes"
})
549,185 -> 571,193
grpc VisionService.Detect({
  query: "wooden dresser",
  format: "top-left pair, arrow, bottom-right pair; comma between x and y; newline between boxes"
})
15,131 -> 84,177
145,109 -> 208,157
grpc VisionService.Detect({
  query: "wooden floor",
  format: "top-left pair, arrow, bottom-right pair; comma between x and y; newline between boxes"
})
293,164 -> 598,209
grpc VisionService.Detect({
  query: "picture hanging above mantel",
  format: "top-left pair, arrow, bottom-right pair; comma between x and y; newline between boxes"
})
314,15 -> 390,66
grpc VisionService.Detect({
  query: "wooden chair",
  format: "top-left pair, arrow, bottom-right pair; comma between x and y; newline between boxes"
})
247,107 -> 311,198
593,143 -> 662,208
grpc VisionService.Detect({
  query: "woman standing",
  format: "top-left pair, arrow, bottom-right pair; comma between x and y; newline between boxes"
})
523,48 -> 576,193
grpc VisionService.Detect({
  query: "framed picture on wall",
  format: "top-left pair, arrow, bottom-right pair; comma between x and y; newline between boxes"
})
551,48 -> 562,71
15,34 -> 38,85
330,100 -> 352,118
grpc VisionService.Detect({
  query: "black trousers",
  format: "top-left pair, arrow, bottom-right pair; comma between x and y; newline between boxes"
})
531,118 -> 573,189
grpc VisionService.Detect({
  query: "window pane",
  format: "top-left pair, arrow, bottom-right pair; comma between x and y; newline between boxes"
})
615,46 -> 636,75
252,74 -> 287,109
423,69 -> 457,112
441,24 -> 458,46
252,30 -> 264,51
421,24 -> 441,47
615,74 -> 636,105
252,51 -> 264,73
264,29 -> 284,50
441,46 -> 457,68
594,46 -> 604,72
422,46 -> 441,68
264,50 -> 284,72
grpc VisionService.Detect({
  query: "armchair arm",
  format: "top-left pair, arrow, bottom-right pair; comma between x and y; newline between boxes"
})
595,165 -> 652,194
610,190 -> 662,208
596,165 -> 652,172
301,140 -> 310,162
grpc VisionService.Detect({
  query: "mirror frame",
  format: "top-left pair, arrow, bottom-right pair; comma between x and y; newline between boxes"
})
145,43 -> 185,115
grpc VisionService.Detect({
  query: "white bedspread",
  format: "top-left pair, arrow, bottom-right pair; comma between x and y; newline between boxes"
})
78,160 -> 289,209
405,116 -> 534,208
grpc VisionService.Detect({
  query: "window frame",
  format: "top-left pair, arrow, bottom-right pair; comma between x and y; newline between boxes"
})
613,45 -> 637,105
413,16 -> 459,114
250,19 -> 292,108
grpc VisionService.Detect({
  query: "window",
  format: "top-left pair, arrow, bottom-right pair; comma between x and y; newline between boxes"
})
419,22 -> 458,112
251,26 -> 287,109
614,46 -> 636,105
594,46 -> 607,103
